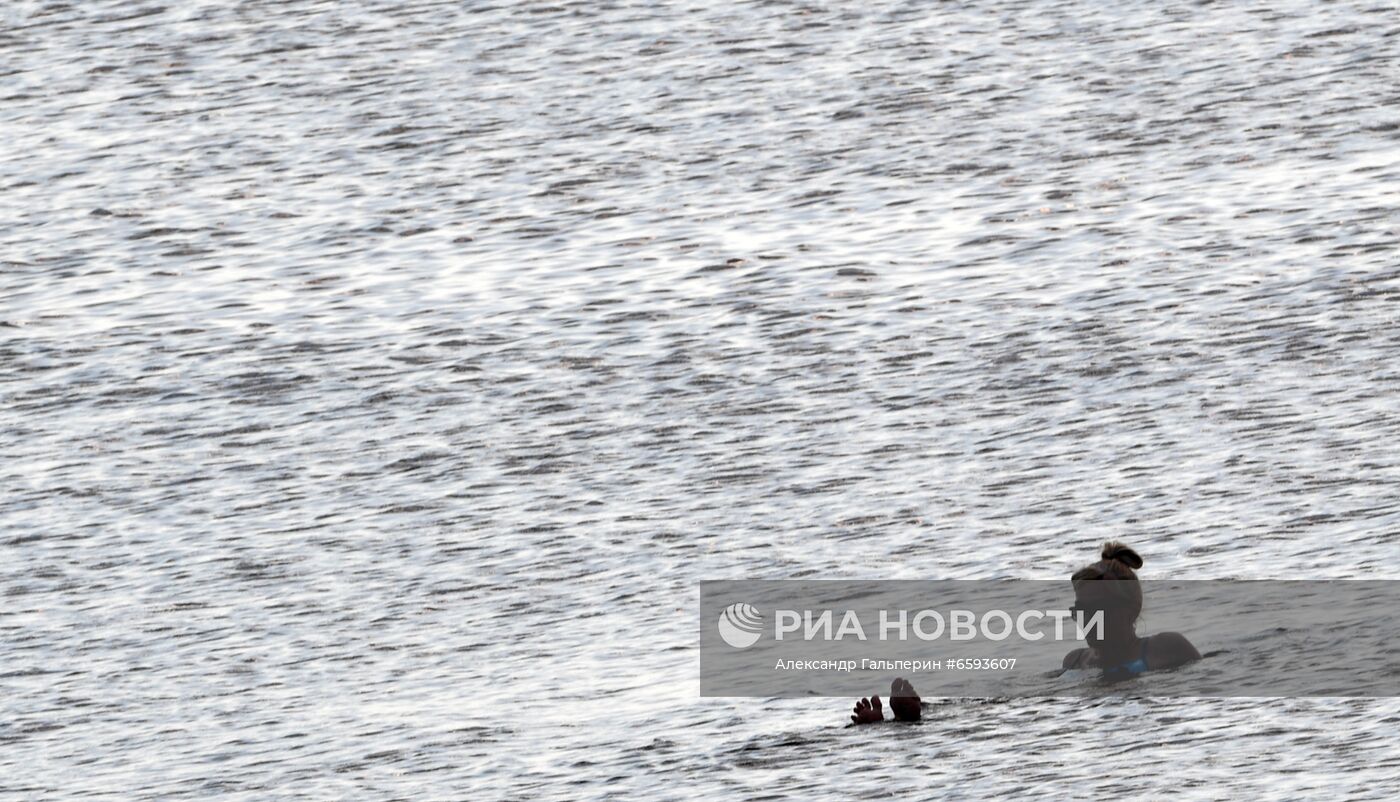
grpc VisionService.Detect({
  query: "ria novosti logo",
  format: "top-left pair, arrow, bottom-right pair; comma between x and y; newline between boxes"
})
717,603 -> 764,648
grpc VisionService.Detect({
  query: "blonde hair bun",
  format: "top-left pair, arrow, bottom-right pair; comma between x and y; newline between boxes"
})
1101,541 -> 1143,569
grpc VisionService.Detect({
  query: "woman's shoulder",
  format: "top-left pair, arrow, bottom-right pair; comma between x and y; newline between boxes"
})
1146,631 -> 1202,668
1061,646 -> 1094,670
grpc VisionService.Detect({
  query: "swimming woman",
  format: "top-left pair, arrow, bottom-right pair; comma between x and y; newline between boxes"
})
1060,541 -> 1200,678
848,541 -> 1199,723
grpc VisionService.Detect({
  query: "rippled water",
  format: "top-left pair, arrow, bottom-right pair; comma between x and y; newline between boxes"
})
4,0 -> 1400,798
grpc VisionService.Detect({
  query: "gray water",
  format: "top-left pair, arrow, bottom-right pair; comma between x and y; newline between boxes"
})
4,0 -> 1400,798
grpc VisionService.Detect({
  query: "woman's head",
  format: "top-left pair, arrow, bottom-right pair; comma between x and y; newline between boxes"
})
1070,541 -> 1144,645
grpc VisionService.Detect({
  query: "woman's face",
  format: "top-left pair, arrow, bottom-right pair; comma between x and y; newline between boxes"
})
1071,580 -> 1131,648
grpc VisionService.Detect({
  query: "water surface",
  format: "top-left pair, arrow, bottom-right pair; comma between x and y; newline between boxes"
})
3,0 -> 1400,799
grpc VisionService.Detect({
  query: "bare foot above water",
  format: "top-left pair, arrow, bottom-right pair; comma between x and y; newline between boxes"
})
850,694 -> 884,724
888,677 -> 921,722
